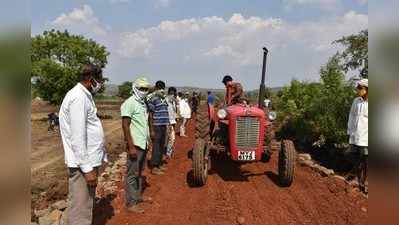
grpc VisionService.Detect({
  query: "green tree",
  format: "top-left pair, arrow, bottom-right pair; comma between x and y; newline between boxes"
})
118,81 -> 133,99
335,29 -> 368,78
276,55 -> 355,148
31,30 -> 109,104
314,55 -> 355,147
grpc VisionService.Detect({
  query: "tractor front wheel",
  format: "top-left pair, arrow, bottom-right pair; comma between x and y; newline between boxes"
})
193,138 -> 208,186
278,140 -> 295,187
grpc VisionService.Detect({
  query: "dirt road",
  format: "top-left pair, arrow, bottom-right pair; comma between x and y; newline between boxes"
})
93,120 -> 367,225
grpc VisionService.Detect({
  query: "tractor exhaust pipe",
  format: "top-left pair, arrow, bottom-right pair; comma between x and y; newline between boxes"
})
258,47 -> 269,109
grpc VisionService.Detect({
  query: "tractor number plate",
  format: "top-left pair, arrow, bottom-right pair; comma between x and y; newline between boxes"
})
238,151 -> 255,161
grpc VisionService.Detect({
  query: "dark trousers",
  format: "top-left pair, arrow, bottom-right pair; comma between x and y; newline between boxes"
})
151,125 -> 167,167
125,147 -> 147,207
346,145 -> 368,189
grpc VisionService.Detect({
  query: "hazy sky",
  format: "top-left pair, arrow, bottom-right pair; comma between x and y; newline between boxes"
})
31,0 -> 368,89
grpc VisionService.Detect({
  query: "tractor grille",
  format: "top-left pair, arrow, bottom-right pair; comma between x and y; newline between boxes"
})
236,117 -> 260,148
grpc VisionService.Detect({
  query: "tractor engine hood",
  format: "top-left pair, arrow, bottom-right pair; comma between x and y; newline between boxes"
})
226,104 -> 265,118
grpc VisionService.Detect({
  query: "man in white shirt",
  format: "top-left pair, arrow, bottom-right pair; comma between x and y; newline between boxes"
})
347,78 -> 368,193
59,64 -> 107,225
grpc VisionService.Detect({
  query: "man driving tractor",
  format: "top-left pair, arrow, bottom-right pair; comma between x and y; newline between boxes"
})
222,75 -> 247,105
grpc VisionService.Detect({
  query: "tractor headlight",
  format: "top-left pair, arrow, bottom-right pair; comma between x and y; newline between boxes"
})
268,111 -> 277,121
217,109 -> 228,119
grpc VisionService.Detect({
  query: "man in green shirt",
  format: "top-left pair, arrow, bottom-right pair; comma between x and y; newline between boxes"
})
121,77 -> 152,213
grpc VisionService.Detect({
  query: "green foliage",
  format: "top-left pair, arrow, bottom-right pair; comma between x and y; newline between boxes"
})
214,92 -> 225,105
31,30 -> 109,104
335,29 -> 368,78
118,81 -> 133,99
246,87 -> 273,105
276,55 -> 355,149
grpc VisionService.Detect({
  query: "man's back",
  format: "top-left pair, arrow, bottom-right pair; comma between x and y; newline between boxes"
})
207,94 -> 215,105
226,81 -> 245,105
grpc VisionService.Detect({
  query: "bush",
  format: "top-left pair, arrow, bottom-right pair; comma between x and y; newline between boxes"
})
276,55 -> 355,149
118,81 -> 132,99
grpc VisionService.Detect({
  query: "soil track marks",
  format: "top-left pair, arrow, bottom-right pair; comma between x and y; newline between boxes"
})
31,120 -> 121,173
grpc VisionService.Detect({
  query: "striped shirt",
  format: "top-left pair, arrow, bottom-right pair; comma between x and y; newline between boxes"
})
148,94 -> 170,126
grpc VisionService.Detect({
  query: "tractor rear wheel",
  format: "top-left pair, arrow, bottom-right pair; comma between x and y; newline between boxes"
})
193,104 -> 211,186
192,138 -> 208,186
278,140 -> 295,187
195,104 -> 211,140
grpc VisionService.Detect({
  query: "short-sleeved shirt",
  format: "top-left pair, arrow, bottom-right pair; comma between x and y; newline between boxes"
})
147,94 -> 170,126
207,94 -> 215,105
166,95 -> 177,125
121,95 -> 150,150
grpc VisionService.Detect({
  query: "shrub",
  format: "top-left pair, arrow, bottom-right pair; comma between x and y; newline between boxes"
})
276,55 -> 355,149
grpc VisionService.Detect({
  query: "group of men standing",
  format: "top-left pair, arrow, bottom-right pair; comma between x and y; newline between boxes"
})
121,78 -> 199,213
58,64 -> 199,224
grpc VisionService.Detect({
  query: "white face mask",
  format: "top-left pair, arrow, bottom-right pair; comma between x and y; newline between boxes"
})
133,85 -> 148,100
91,79 -> 102,94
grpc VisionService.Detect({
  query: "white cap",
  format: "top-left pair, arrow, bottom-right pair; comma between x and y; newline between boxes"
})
357,78 -> 368,88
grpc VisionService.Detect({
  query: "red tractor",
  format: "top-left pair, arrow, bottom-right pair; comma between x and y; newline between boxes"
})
193,47 -> 295,186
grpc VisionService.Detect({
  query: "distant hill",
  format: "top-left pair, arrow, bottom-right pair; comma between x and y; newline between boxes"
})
104,83 -> 283,96
173,86 -> 225,94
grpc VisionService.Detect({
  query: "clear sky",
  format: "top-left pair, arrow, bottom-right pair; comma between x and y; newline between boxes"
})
31,0 -> 368,89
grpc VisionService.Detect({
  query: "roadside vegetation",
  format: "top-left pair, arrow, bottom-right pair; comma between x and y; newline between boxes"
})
272,30 -> 368,171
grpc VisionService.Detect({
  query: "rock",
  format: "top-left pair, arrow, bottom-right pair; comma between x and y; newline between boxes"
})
105,167 -> 112,174
98,176 -> 105,183
49,209 -> 62,221
102,173 -> 109,179
119,152 -> 127,158
361,207 -> 367,213
319,166 -> 334,177
299,160 -> 314,167
60,208 -> 68,225
333,175 -> 346,182
310,163 -> 321,171
111,174 -> 120,182
349,180 -> 359,187
299,153 -> 312,161
236,216 -> 245,225
117,160 -> 125,166
52,200 -> 67,210
35,208 -> 51,218
38,216 -> 53,225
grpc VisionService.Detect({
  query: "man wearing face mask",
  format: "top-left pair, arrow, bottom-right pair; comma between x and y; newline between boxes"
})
121,77 -> 151,213
147,80 -> 170,175
59,64 -> 107,225
347,78 -> 368,193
